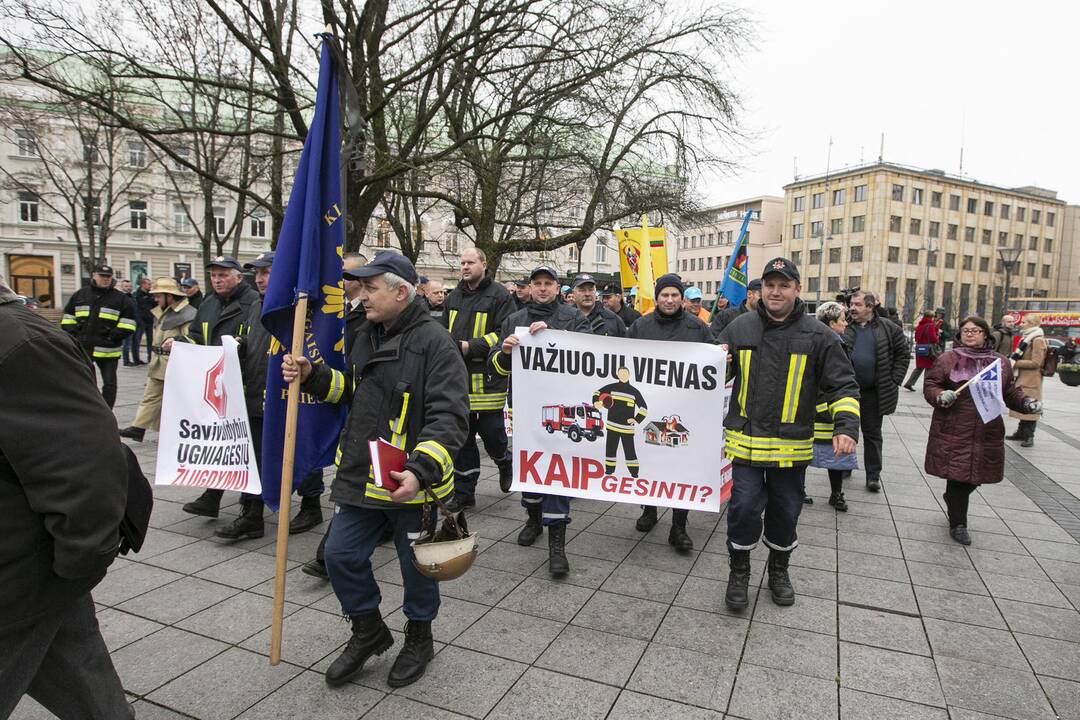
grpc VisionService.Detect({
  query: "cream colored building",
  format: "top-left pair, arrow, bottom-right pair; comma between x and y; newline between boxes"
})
782,162 -> 1067,322
1058,205 -> 1080,299
675,196 -> 784,302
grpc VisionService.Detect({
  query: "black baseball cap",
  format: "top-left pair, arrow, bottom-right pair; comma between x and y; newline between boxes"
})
343,250 -> 418,285
180,277 -> 198,288
206,255 -> 243,271
513,278 -> 529,287
529,264 -> 559,281
418,275 -> 429,284
599,284 -> 617,297
572,273 -> 597,289
762,257 -> 800,282
243,251 -> 275,269
747,278 -> 762,292
93,264 -> 114,276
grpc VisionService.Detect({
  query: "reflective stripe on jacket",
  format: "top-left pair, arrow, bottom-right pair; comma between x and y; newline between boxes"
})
61,284 -> 136,358
442,275 -> 514,411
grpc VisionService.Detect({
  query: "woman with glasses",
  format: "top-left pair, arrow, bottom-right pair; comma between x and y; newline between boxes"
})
923,316 -> 1040,544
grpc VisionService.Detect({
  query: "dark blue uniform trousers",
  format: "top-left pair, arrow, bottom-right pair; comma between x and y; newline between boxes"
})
324,502 -> 439,621
726,464 -> 807,552
521,493 -> 571,526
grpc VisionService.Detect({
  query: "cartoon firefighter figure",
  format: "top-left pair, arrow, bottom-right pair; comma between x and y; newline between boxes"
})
593,366 -> 648,477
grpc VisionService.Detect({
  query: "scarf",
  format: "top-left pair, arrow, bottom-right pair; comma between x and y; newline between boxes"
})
1012,325 -> 1045,360
948,345 -> 998,384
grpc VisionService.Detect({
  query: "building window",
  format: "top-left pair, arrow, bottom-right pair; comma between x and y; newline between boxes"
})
984,201 -> 994,217
595,239 -> 608,263
959,283 -> 971,318
809,248 -> 821,266
909,218 -> 922,235
854,185 -> 867,202
1043,265 -> 1051,279
904,279 -> 918,317
128,141 -> 147,168
907,248 -> 920,264
792,223 -> 803,239
173,203 -> 190,233
84,195 -> 101,227
827,276 -> 839,292
812,192 -> 824,209
829,247 -> 841,263
708,233 -> 715,245
81,134 -> 97,164
912,188 -> 923,205
830,218 -> 842,235
964,226 -> 975,242
807,277 -> 820,292
1047,211 -> 1055,227
891,184 -> 904,201
212,206 -> 226,236
962,255 -> 973,271
1032,209 -> 1041,224
927,250 -> 938,266
1015,233 -> 1023,247
949,194 -> 961,211
1000,204 -> 1010,220
811,220 -> 823,237
887,246 -> 899,263
17,191 -> 39,222
889,216 -> 902,233
945,252 -> 956,269
931,191 -> 942,208
173,147 -> 191,172
680,259 -> 687,272
249,209 -> 267,238
998,231 -> 1007,246
979,257 -> 989,272
1027,263 -> 1036,277
928,221 -> 940,238
706,256 -> 713,270
947,224 -> 958,240
943,282 -> 954,318
851,215 -> 865,232
927,280 -> 936,305
792,196 -> 805,211
1017,207 -> 1026,222
129,199 -> 147,230
850,246 -> 863,262
832,189 -> 844,205
15,129 -> 37,157
966,198 -> 977,213
1028,235 -> 1038,250
886,278 -> 897,308
791,250 -> 801,265
980,229 -> 990,245
1045,237 -> 1053,253
848,275 -> 860,289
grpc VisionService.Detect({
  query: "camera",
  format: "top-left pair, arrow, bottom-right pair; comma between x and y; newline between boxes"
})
835,287 -> 860,306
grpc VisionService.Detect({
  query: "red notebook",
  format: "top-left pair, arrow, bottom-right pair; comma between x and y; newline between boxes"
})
369,438 -> 407,492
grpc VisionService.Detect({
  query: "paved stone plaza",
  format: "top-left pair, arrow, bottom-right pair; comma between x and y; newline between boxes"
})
13,364 -> 1080,719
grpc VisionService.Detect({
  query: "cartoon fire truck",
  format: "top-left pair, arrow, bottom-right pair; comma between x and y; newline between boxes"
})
541,403 -> 605,442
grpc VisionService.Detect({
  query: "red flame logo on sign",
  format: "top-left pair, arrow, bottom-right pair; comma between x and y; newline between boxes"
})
203,355 -> 227,418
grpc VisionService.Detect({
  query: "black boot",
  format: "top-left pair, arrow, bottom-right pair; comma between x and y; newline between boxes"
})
387,620 -> 434,688
767,549 -> 795,606
497,459 -> 513,493
444,493 -> 476,514
724,545 -> 752,611
119,426 -> 145,442
828,492 -> 848,512
183,489 -> 224,518
517,503 -> 543,546
635,505 -> 658,532
668,510 -> 693,551
325,611 -> 394,686
1020,422 -> 1035,448
548,524 -> 569,576
215,497 -> 264,540
301,558 -> 330,580
289,495 -> 324,534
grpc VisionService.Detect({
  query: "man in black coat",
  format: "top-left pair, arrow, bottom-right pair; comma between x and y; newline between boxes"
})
602,285 -> 641,327
181,277 -> 204,307
710,279 -> 761,336
132,276 -> 156,364
0,279 -> 133,719
843,291 -> 910,492
574,273 -> 625,337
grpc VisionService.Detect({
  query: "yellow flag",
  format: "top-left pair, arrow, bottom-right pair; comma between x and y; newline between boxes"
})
615,227 -> 644,290
648,226 -> 668,279
635,215 -> 655,314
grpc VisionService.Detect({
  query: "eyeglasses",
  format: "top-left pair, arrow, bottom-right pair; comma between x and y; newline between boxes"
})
960,328 -> 984,335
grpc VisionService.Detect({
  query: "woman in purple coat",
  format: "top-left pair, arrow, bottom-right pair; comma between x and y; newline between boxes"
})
923,316 -> 1041,545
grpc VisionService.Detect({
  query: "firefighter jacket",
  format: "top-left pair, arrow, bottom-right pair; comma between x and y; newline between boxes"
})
490,299 -> 592,383
180,283 -> 260,347
442,275 -> 514,412
616,303 -> 642,328
813,331 -> 853,444
627,305 -> 713,344
717,299 -> 860,468
592,381 -> 648,435
345,298 -> 367,355
236,298 -> 271,418
303,299 -> 469,509
146,299 -> 196,381
583,304 -> 626,337
710,301 -> 748,336
61,283 -> 137,359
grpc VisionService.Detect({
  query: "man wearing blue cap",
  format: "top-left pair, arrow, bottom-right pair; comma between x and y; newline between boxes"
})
283,250 -> 468,688
683,286 -> 710,323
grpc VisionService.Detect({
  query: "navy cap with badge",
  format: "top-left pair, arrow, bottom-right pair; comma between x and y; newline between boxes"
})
571,273 -> 597,289
243,252 -> 275,270
93,264 -> 114,276
342,250 -> 419,285
206,255 -> 243,271
762,257 -> 800,282
529,264 -> 559,281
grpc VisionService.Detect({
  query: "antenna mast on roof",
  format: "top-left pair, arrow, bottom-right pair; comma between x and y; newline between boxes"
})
878,132 -> 884,162
958,107 -> 966,177
793,155 -> 798,179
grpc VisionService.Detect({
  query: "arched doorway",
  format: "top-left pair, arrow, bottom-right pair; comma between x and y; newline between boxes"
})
8,255 -> 55,307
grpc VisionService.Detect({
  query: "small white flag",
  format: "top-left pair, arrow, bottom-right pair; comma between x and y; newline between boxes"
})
969,358 -> 1008,423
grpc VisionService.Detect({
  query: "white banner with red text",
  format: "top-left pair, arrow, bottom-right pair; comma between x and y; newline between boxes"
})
155,337 -> 262,494
510,329 -> 730,512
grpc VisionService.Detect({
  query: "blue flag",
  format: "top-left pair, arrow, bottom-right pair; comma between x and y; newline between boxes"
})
260,38 -> 348,512
718,210 -> 753,308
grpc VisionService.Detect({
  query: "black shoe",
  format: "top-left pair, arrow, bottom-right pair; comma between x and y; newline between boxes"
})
387,620 -> 434,688
802,496 -> 814,505
1021,437 -> 1034,448
1006,432 -> 1025,441
444,494 -> 476,514
325,611 -> 394,687
123,361 -> 134,367
119,426 -> 145,442
215,499 -> 264,540
635,506 -> 658,532
289,495 -> 324,534
182,489 -> 223,518
767,549 -> 795,606
724,546 -> 752,610
668,523 -> 694,552
828,492 -> 848,512
517,504 -> 543,546
548,524 -> 569,577
903,385 -> 915,391
950,525 -> 972,545
865,476 -> 881,492
301,558 -> 330,580
497,460 -> 513,493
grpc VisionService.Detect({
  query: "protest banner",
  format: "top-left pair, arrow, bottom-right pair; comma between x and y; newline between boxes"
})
156,337 -> 261,494
511,329 -> 729,512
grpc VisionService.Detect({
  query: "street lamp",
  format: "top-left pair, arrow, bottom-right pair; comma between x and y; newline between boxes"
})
997,246 -> 1022,322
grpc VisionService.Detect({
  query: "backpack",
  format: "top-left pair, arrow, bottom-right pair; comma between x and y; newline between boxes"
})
1042,344 -> 1059,377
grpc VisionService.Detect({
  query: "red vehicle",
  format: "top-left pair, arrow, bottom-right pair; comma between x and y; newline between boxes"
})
542,403 -> 604,442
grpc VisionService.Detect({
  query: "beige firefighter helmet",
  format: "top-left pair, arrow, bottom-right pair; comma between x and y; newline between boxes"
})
411,531 -> 479,581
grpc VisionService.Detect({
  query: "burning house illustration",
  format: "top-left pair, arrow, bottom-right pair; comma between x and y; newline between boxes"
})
644,415 -> 690,447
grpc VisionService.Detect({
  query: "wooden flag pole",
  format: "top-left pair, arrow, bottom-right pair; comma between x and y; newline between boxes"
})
269,291 -> 308,665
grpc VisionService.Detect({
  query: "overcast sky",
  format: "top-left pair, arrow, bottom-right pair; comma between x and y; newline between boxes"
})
699,0 -> 1080,206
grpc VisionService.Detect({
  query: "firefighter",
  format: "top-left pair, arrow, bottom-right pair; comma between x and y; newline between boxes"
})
492,264 -> 591,576
169,256 -> 261,518
282,251 -> 468,689
573,273 -> 626,337
441,248 -> 515,512
118,278 -> 197,441
509,278 -> 530,312
716,258 -> 860,609
625,272 -> 713,550
593,367 -> 648,477
61,264 -> 137,408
